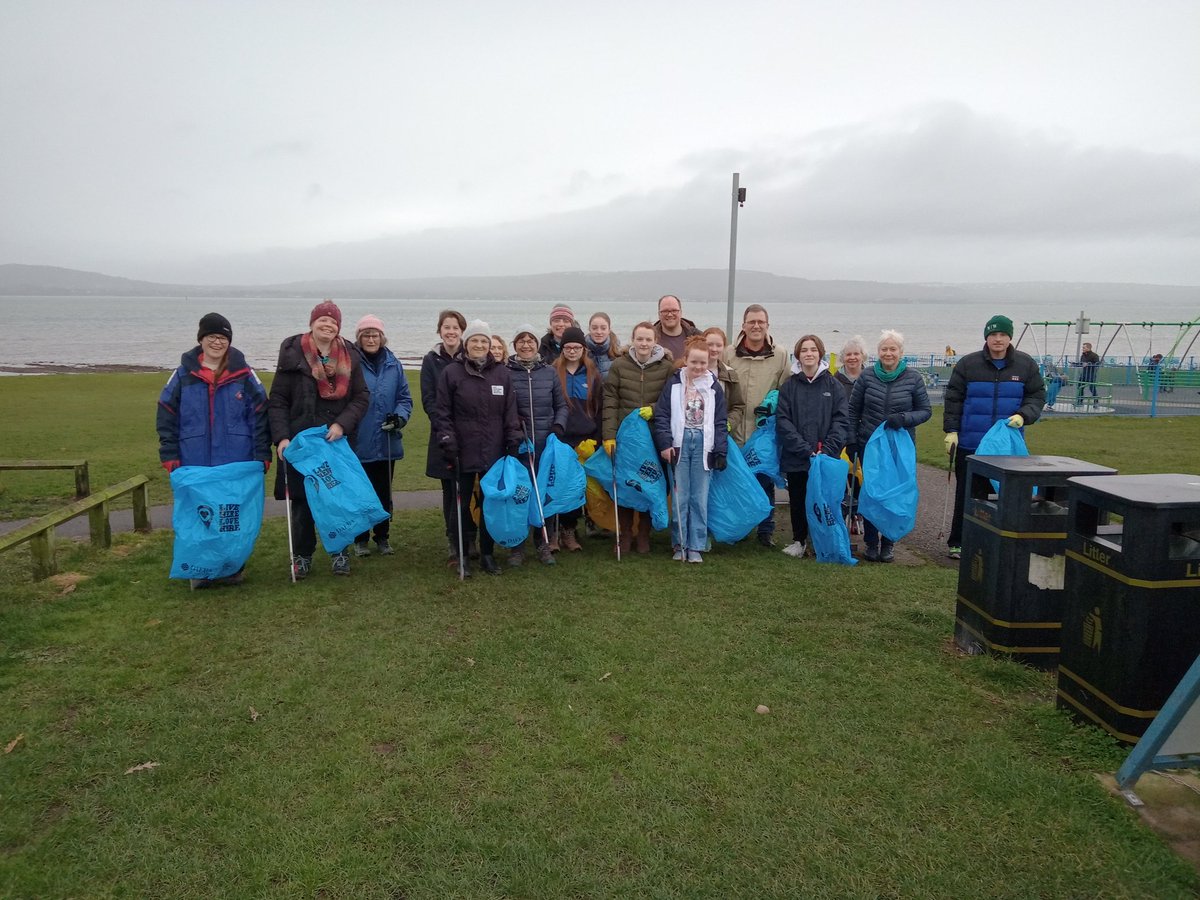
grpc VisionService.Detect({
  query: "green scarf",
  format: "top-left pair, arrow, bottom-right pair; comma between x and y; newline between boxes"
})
874,358 -> 907,383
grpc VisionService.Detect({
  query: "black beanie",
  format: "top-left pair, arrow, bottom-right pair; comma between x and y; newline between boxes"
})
197,312 -> 233,342
561,326 -> 587,348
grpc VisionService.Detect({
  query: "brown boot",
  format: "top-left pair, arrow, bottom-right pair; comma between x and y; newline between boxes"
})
616,508 -> 634,556
635,515 -> 651,554
560,527 -> 583,552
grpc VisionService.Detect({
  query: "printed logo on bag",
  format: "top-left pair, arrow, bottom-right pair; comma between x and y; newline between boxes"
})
313,461 -> 341,490
545,463 -> 556,487
492,385 -> 504,395
637,461 -> 662,483
197,504 -> 215,528
219,503 -> 241,534
812,502 -> 836,526
745,449 -> 761,467
513,484 -> 530,505
623,479 -> 644,493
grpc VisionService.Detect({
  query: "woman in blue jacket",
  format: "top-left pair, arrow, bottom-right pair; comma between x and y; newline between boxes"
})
156,312 -> 269,587
848,330 -> 931,562
352,314 -> 414,558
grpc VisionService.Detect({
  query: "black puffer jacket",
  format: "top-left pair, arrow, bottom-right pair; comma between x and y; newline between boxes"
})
420,343 -> 461,479
432,355 -> 524,475
506,356 -> 568,455
776,367 -> 848,473
849,366 -> 932,444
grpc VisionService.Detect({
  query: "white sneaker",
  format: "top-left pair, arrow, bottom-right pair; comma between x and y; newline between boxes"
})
672,546 -> 685,561
687,550 -> 703,564
782,541 -> 806,558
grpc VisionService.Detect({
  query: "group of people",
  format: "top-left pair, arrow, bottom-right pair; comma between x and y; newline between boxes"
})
157,297 -> 1046,583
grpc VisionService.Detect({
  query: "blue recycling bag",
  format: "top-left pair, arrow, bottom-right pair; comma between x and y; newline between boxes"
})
480,455 -> 536,548
742,415 -> 786,488
535,434 -> 587,519
612,411 -> 669,530
708,441 -> 773,543
169,461 -> 265,580
974,419 -> 1031,494
283,426 -> 388,553
858,424 -> 919,542
805,453 -> 857,565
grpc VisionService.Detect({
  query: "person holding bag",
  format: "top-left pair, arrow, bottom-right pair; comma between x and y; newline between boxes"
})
269,301 -> 369,579
848,330 -> 931,562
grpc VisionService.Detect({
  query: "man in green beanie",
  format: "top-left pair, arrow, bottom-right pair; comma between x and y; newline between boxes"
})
942,314 -> 1045,558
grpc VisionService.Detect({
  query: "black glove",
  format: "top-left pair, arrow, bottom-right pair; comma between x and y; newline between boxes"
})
885,413 -> 907,430
439,435 -> 458,463
507,442 -> 523,458
551,424 -> 565,438
710,452 -> 727,471
381,413 -> 404,432
753,405 -> 771,427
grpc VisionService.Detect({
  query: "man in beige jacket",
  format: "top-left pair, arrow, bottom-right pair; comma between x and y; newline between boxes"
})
726,303 -> 791,547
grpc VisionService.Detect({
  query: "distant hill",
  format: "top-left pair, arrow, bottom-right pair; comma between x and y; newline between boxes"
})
2,263 -> 1198,306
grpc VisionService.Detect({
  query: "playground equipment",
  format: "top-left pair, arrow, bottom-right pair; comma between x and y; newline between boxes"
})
1015,311 -> 1200,370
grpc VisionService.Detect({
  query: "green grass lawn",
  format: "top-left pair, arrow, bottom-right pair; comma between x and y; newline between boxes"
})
3,374 -> 1200,896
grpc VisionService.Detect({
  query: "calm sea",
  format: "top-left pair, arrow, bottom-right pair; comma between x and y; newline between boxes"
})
3,295 -> 1198,373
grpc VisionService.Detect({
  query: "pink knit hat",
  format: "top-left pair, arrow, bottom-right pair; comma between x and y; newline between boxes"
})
549,304 -> 574,323
355,314 -> 386,338
309,300 -> 342,329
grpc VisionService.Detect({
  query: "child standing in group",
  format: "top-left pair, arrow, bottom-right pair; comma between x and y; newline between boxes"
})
653,336 -> 728,563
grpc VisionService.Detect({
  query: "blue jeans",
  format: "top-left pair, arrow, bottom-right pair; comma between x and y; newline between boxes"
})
756,473 -> 776,536
671,429 -> 710,552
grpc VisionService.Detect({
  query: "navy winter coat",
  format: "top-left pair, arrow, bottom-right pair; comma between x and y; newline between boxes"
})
433,355 -> 524,475
157,346 -> 269,467
420,343 -> 461,479
943,346 -> 1046,451
354,345 -> 414,464
776,368 -> 848,473
506,356 -> 568,454
849,366 -> 932,445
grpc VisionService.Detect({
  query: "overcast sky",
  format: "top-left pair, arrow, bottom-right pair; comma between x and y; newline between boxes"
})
2,0 -> 1198,285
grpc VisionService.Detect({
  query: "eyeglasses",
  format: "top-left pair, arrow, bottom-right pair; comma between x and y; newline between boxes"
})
743,319 -> 767,327
359,331 -> 383,340
202,334 -> 229,342
660,308 -> 681,315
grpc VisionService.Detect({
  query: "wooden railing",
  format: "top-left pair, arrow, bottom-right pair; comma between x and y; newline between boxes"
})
0,459 -> 91,498
0,475 -> 151,580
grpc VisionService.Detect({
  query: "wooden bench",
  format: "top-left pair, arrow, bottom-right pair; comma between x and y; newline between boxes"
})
0,459 -> 91,498
0,475 -> 151,580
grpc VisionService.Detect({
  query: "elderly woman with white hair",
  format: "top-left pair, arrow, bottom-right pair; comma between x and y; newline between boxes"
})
835,335 -> 868,532
848,329 -> 932,562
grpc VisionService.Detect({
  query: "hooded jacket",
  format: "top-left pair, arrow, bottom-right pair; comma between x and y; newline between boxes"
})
268,334 -> 369,445
353,344 -> 414,464
602,345 -> 675,441
433,354 -> 524,475
157,345 -> 269,467
943,345 -> 1046,451
652,369 -> 729,469
776,362 -> 848,473
420,342 -> 462,478
506,355 -> 568,455
725,334 -> 791,445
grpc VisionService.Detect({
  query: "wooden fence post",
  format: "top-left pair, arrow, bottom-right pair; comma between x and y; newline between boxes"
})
132,481 -> 151,532
30,529 -> 57,580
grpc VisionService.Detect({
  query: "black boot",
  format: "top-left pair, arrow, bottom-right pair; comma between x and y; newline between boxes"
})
480,555 -> 502,575
879,540 -> 895,563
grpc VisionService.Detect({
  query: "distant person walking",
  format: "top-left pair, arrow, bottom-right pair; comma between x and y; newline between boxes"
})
943,314 -> 1046,559
1077,342 -> 1100,405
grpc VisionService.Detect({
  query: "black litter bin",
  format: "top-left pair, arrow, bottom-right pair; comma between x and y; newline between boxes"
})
954,455 -> 1117,668
1057,474 -> 1200,743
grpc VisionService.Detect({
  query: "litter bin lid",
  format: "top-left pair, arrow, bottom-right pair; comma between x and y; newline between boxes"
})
964,455 -> 1118,477
1067,473 -> 1200,508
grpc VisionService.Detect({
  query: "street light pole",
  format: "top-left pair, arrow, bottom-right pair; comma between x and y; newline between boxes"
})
726,173 -> 742,339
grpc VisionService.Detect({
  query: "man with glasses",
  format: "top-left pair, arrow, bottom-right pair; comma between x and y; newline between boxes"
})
726,304 -> 791,547
653,294 -> 701,363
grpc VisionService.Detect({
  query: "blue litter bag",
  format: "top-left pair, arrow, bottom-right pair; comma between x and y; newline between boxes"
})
708,441 -> 772,543
858,424 -> 919,542
974,419 -> 1031,494
536,434 -> 587,519
480,455 -> 536,548
612,411 -> 669,530
283,426 -> 388,553
742,416 -> 786,488
805,453 -> 857,565
169,461 -> 265,580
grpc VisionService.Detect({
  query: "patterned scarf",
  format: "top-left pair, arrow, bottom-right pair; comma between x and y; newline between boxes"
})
301,332 -> 352,400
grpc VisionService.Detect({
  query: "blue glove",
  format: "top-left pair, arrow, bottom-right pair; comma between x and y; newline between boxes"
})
518,438 -> 534,454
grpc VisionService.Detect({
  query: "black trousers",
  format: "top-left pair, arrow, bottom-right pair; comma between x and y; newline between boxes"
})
355,459 -> 395,543
449,472 -> 493,557
785,471 -> 811,542
948,446 -> 973,547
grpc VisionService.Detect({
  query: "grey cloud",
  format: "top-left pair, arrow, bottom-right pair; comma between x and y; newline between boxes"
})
250,140 -> 313,160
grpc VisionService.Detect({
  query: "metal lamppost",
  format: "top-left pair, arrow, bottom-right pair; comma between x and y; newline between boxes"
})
726,173 -> 747,339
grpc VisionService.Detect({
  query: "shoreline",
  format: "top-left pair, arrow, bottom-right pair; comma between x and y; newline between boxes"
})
0,363 -> 170,375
